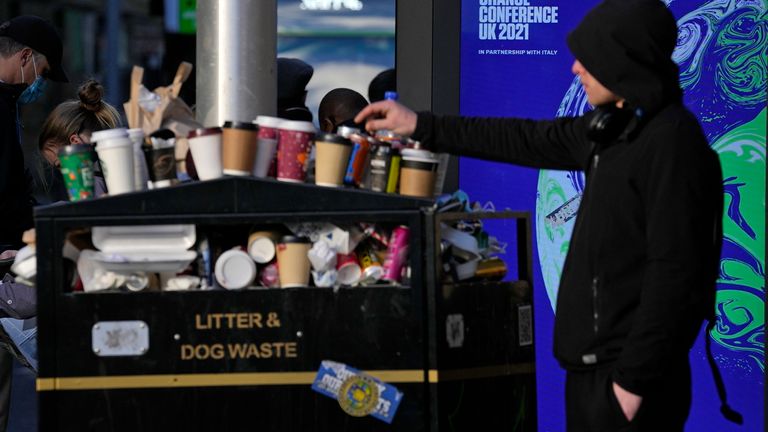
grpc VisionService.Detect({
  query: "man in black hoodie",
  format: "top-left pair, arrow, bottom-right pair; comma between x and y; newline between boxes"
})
356,0 -> 724,430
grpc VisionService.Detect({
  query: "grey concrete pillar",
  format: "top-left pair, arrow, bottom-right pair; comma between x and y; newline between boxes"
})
196,0 -> 277,126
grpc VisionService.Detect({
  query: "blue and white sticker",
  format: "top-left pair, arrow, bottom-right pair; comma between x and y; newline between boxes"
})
311,360 -> 403,424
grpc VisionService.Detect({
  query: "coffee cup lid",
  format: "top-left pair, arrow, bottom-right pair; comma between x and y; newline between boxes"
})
223,121 -> 259,131
127,128 -> 144,139
188,127 -> 223,139
315,133 -> 352,146
58,144 -> 94,156
254,116 -> 283,129
91,128 -> 128,143
279,120 -> 316,134
401,148 -> 437,163
336,126 -> 361,138
214,249 -> 256,290
279,235 -> 311,244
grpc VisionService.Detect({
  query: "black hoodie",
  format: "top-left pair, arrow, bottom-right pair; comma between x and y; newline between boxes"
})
412,0 -> 723,396
0,81 -> 34,250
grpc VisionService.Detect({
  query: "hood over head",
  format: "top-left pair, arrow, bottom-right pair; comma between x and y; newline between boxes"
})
567,0 -> 681,114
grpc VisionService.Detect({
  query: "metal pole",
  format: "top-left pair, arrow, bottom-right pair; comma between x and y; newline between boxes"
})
196,0 -> 277,126
105,0 -> 121,107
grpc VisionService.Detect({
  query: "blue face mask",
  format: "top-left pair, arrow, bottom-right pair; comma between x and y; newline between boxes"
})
18,56 -> 47,105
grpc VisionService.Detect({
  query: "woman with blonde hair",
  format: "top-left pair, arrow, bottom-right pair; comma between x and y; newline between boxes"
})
35,79 -> 122,202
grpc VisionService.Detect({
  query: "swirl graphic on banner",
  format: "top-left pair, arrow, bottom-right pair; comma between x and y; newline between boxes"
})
536,0 -> 766,377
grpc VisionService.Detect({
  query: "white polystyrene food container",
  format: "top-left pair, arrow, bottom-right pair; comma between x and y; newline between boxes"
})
92,225 -> 196,253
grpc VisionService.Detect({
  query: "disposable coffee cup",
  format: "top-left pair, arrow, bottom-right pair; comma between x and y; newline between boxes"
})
248,230 -> 282,264
222,121 -> 259,176
314,133 -> 353,187
336,253 -> 362,286
215,249 -> 257,290
143,146 -> 177,187
253,116 -> 282,178
93,128 -> 136,195
187,127 -> 224,180
127,128 -> 150,190
58,144 -> 96,201
399,149 -> 439,197
277,120 -> 315,183
276,236 -> 312,288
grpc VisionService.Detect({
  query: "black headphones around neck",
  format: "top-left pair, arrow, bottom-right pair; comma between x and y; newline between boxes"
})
586,104 -> 644,146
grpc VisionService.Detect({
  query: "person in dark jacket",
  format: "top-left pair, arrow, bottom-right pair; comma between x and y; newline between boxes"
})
277,57 -> 314,122
0,15 -> 67,431
356,1 -> 724,430
0,16 -> 68,250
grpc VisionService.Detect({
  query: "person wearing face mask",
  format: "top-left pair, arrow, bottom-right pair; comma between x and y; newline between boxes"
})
0,15 -> 67,249
35,79 -> 121,203
0,15 -> 66,432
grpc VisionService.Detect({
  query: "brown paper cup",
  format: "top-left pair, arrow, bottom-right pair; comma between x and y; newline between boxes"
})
399,159 -> 438,197
222,121 -> 259,176
276,236 -> 312,288
315,133 -> 353,187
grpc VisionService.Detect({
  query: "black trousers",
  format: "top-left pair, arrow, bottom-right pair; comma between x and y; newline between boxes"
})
565,362 -> 691,432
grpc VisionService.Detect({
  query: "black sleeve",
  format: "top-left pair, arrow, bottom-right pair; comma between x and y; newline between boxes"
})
612,118 -> 723,395
412,111 -> 594,171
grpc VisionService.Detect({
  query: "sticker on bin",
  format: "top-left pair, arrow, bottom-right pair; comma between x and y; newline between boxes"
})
311,360 -> 403,424
92,320 -> 149,357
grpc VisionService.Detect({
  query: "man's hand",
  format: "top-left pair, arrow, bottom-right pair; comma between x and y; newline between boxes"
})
612,381 -> 642,422
354,100 -> 418,136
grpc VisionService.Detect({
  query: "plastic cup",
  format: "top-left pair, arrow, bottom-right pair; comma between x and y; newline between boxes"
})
253,116 -> 282,178
276,236 -> 312,288
187,127 -> 224,180
93,128 -> 135,195
127,128 -> 149,191
222,121 -> 259,176
336,253 -> 362,286
314,133 -> 353,187
276,120 -> 315,183
399,149 -> 439,197
58,144 -> 96,201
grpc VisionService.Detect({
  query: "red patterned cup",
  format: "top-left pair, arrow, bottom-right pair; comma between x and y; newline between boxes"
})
277,120 -> 315,182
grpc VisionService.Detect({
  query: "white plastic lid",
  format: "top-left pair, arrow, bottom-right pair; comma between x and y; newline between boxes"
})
127,128 -> 145,139
215,249 -> 257,290
254,116 -> 283,129
91,128 -> 128,143
401,148 -> 437,163
278,120 -> 316,134
248,237 -> 276,264
95,136 -> 132,150
92,225 -> 196,253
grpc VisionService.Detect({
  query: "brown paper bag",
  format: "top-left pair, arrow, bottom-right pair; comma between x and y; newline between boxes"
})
123,62 -> 201,173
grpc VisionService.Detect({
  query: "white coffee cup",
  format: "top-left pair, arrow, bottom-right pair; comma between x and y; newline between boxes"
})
93,128 -> 136,195
127,128 -> 149,191
187,127 -> 224,180
253,116 -> 282,178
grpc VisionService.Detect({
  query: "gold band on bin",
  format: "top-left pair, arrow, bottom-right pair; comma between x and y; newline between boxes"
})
36,363 -> 535,391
